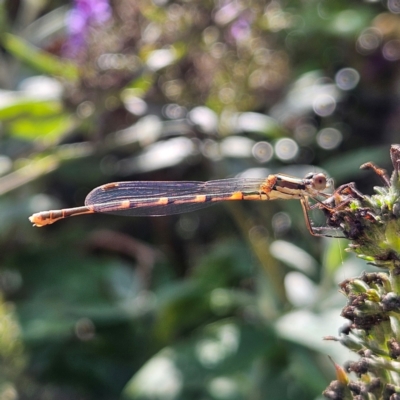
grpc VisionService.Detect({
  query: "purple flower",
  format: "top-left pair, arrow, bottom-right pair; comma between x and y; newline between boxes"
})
64,0 -> 112,57
230,15 -> 251,42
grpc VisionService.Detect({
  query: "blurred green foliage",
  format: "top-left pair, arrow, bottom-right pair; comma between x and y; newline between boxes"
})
0,0 -> 399,399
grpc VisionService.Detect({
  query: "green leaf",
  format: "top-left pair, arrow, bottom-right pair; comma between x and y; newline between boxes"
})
385,219 -> 400,253
0,99 -> 63,120
2,33 -> 79,81
125,72 -> 155,95
7,113 -> 73,140
122,319 -> 279,400
322,238 -> 349,278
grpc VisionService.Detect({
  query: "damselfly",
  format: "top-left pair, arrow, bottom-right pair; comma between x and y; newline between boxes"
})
29,172 -> 338,236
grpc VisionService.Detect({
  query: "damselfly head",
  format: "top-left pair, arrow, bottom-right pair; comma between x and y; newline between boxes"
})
304,172 -> 327,191
313,173 -> 327,191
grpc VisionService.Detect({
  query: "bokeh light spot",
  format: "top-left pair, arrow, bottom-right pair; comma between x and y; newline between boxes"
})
294,123 -> 317,145
248,225 -> 269,242
214,2 -> 241,25
146,48 -> 176,70
163,80 -> 184,100
189,107 -> 218,133
335,68 -> 360,90
208,377 -> 238,399
210,42 -> 227,59
356,28 -> 382,54
202,26 -> 219,45
317,0 -> 331,20
284,272 -> 317,307
388,0 -> 400,13
202,139 -> 220,160
218,87 -> 235,104
220,137 -> 254,158
317,128 -> 342,150
124,97 -> 148,116
383,40 -> 400,60
252,141 -> 273,163
272,212 -> 292,235
177,215 -> 200,240
75,318 -> 95,341
285,30 -> 306,51
97,53 -> 127,70
313,94 -> 336,117
77,101 -> 95,118
275,138 -> 298,161
163,104 -> 186,119
333,10 -> 362,33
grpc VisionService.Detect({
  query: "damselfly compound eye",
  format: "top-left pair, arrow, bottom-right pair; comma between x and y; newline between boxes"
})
312,173 -> 327,191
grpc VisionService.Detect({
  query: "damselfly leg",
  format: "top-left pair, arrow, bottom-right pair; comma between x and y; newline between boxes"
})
302,181 -> 372,238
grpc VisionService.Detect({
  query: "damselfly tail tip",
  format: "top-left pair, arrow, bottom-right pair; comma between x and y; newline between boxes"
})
29,213 -> 50,227
29,214 -> 39,227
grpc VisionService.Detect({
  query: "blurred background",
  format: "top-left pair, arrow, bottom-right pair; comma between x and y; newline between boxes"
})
0,0 -> 399,399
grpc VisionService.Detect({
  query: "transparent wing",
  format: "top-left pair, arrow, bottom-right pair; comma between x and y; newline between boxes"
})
85,178 -> 265,217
